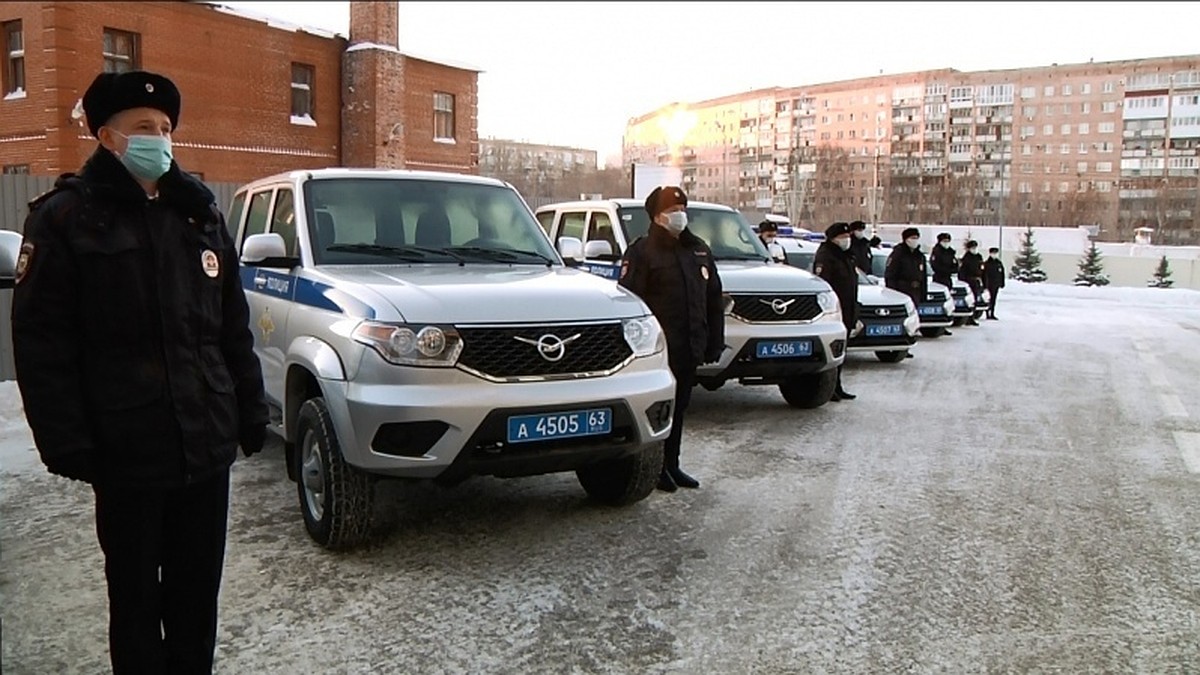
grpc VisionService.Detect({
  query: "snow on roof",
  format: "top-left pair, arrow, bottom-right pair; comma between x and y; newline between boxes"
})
200,3 -> 344,39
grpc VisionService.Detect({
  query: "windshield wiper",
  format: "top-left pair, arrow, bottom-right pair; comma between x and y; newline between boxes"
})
714,254 -> 770,262
326,243 -> 466,264
445,246 -> 554,266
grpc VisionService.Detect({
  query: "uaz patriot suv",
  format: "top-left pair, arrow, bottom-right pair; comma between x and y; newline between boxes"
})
226,170 -> 676,549
536,199 -> 846,408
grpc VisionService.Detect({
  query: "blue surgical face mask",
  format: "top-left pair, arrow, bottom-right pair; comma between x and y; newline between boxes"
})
113,131 -> 173,181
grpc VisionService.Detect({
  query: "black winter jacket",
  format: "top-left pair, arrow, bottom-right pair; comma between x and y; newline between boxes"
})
929,243 -> 959,287
11,147 -> 268,487
884,245 -> 928,306
959,251 -> 984,283
618,224 -> 724,371
813,241 -> 858,331
984,257 -> 1007,289
849,236 -> 873,275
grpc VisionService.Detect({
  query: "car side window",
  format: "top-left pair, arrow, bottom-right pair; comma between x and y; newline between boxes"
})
556,211 -> 586,245
535,210 -> 555,236
270,188 -> 298,257
241,190 -> 273,254
227,192 -> 247,241
586,211 -> 620,260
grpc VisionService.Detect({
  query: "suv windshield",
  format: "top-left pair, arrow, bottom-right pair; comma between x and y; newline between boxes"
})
616,206 -> 771,261
303,178 -> 558,265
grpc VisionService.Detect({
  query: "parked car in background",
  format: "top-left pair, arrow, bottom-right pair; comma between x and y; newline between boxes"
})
537,199 -> 847,408
869,247 -> 955,338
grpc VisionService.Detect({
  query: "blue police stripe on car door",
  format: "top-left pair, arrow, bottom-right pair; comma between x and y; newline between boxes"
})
240,268 -> 376,318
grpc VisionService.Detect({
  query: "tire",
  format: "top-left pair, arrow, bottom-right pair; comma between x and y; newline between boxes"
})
778,368 -> 837,409
920,327 -> 945,338
973,310 -> 984,320
952,317 -> 965,327
876,350 -> 907,363
295,397 -> 375,550
577,442 -> 663,506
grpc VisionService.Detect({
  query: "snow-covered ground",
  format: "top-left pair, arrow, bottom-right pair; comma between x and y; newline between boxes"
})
3,283 -> 1200,672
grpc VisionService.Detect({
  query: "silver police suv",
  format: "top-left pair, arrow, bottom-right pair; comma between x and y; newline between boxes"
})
228,169 -> 676,549
535,199 -> 846,408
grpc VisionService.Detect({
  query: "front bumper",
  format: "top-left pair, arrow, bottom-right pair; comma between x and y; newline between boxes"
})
696,317 -> 845,386
321,353 -> 677,479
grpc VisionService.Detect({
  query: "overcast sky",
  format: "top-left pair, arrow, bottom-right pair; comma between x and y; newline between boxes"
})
222,1 -> 1200,165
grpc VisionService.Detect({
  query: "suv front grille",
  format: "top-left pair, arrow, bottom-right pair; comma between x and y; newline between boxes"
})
732,294 -> 822,322
951,287 -> 968,298
456,322 -> 633,380
925,290 -> 947,302
858,303 -> 908,320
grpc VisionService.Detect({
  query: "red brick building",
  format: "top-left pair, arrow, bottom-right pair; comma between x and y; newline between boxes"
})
0,1 -> 479,184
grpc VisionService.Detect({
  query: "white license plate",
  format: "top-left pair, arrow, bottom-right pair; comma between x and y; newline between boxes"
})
755,340 -> 813,358
507,409 -> 612,444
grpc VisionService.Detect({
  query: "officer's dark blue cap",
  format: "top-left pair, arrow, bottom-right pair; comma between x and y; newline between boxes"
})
902,227 -> 920,240
82,70 -> 181,138
644,186 -> 688,218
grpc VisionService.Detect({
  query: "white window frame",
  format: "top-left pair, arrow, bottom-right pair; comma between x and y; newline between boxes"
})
434,91 -> 456,142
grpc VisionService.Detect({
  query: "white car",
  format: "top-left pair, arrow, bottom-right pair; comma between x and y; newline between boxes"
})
775,237 -> 919,362
869,246 -> 955,338
536,199 -> 846,409
219,169 -> 677,549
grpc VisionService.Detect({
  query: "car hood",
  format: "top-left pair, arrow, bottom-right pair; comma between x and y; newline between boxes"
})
857,284 -> 913,307
311,265 -> 650,323
715,260 -> 833,293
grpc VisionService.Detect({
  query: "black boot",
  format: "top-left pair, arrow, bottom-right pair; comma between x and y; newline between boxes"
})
967,318 -> 979,326
667,467 -> 700,489
835,388 -> 856,401
657,470 -> 677,493
944,329 -> 953,335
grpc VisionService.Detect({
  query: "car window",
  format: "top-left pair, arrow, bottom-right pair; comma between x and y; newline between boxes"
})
270,188 -> 297,257
302,178 -> 558,265
684,207 -> 770,260
241,190 -> 273,254
535,210 -> 555,236
871,252 -> 887,277
586,211 -> 620,260
227,192 -> 247,240
617,207 -> 651,243
557,211 -> 586,244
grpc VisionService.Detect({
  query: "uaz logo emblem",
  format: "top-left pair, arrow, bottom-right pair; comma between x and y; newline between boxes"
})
513,333 -> 582,362
758,298 -> 796,315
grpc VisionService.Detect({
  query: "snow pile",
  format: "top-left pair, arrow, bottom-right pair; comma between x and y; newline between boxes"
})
1005,280 -> 1200,307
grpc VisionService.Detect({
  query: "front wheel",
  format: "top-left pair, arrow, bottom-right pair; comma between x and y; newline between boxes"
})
876,350 -> 907,363
576,442 -> 663,506
295,397 -> 375,550
920,327 -> 946,338
779,368 -> 837,409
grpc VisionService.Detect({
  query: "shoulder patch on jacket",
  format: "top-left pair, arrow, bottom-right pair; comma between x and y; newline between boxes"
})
14,242 -> 33,284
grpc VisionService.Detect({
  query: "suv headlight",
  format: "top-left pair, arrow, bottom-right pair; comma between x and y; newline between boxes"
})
817,290 -> 842,320
622,315 -> 665,357
353,322 -> 463,366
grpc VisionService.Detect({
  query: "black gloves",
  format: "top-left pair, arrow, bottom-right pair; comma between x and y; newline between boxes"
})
239,423 -> 267,458
46,452 -> 95,484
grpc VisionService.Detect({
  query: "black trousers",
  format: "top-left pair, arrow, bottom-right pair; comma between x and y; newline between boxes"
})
664,359 -> 697,471
986,286 -> 1001,316
93,468 -> 231,675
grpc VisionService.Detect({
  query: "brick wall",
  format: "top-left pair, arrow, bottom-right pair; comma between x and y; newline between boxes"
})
403,56 -> 478,174
0,1 -> 480,183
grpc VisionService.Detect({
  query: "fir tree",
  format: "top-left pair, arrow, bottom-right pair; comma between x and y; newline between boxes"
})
1010,226 -> 1047,283
1073,242 -> 1110,287
1149,255 -> 1174,288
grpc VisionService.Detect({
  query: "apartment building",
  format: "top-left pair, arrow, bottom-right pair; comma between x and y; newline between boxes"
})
0,1 -> 479,184
624,54 -> 1200,243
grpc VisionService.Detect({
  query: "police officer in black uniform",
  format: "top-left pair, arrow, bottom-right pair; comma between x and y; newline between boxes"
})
929,231 -> 958,335
958,239 -> 984,325
848,220 -> 872,275
984,247 -> 1006,320
618,186 -> 724,492
11,70 -> 268,674
813,222 -> 859,401
885,227 -> 928,309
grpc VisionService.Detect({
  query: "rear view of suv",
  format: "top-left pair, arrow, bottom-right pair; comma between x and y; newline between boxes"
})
227,170 -> 676,549
536,199 -> 846,408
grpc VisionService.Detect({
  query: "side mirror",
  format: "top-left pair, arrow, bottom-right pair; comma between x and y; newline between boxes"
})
557,236 -> 584,264
241,233 -> 299,268
583,239 -> 614,259
0,230 -> 23,289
